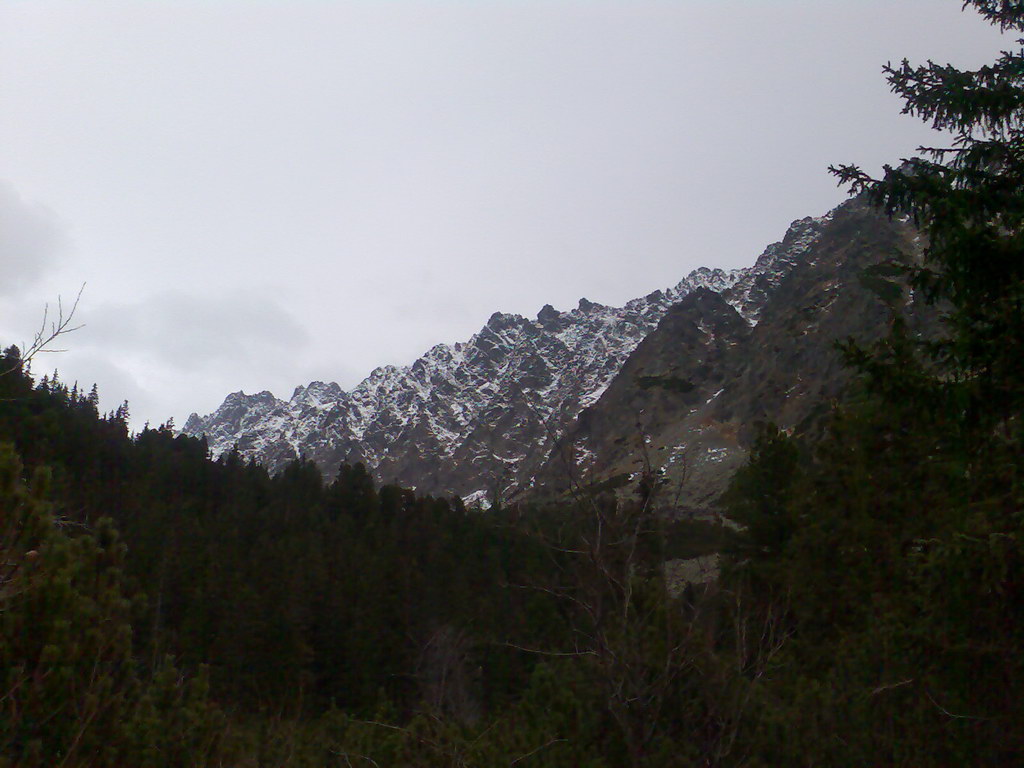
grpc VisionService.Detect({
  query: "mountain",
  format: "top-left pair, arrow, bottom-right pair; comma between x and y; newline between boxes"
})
182,210 -> 831,501
531,196 -> 925,510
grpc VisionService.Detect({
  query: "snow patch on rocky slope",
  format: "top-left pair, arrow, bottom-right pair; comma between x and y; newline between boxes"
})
183,214 -> 829,497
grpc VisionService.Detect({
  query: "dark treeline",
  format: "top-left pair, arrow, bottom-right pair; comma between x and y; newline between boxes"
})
0,350 -> 740,766
0,355 -> 576,760
3,2 -> 1024,765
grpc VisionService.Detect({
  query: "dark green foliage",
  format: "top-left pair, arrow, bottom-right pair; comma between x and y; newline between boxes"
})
0,443 -> 221,767
718,4 -> 1024,763
723,423 -> 802,564
662,518 -> 730,560
635,374 -> 696,394
3,353 -> 757,764
856,261 -> 907,307
0,358 -> 568,758
831,3 -> 1024,455
581,470 -> 632,494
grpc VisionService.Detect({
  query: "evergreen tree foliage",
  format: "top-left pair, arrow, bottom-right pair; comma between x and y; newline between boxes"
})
0,443 -> 221,767
718,3 -> 1024,763
832,0 -> 1024,461
723,423 -> 802,564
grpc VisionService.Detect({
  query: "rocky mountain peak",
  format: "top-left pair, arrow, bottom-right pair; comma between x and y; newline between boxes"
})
530,197 -> 922,510
184,200 -> 850,500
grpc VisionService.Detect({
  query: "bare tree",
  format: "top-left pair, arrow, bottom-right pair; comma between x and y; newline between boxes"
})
505,467 -> 697,766
507,424 -> 791,767
2,284 -> 85,377
416,624 -> 480,726
693,580 -> 791,767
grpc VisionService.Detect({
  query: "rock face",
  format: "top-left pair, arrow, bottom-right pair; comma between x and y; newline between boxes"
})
532,197 -> 925,509
183,211 -> 832,500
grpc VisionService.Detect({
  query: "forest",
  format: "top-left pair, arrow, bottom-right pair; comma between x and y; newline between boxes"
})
2,2 -> 1023,765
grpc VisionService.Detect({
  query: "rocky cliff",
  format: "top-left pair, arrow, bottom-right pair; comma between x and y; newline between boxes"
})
531,197 -> 924,510
183,210 -> 832,501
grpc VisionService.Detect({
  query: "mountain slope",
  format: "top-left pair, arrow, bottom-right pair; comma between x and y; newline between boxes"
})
532,197 -> 925,509
183,213 -> 829,499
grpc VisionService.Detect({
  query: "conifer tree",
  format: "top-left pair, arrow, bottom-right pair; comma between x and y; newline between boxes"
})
831,0 -> 1024,464
743,3 -> 1024,760
717,6 -> 1024,763
0,443 -> 221,767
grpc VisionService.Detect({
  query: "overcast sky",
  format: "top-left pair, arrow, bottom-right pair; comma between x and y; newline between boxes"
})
0,1 -> 1010,428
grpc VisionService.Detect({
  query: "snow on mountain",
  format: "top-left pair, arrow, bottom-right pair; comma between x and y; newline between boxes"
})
532,197 -> 923,511
182,213 -> 829,498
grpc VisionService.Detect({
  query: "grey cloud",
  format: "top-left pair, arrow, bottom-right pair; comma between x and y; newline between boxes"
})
48,351 -> 145,411
46,290 -> 317,428
0,181 -> 66,297
80,289 -> 310,372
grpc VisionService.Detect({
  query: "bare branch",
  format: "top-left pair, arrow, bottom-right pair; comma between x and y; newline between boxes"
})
501,641 -> 597,658
924,687 -> 992,721
871,679 -> 914,696
3,284 -> 86,377
508,737 -> 568,766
